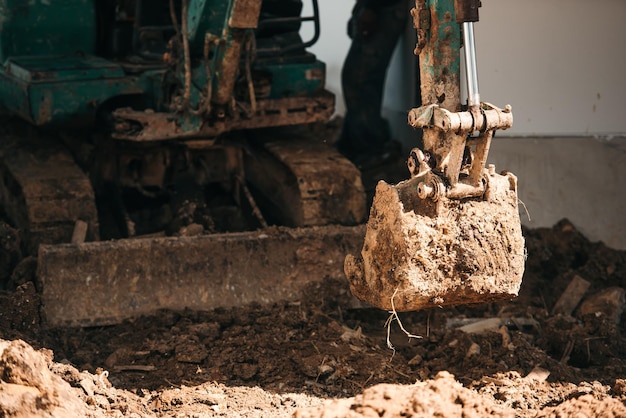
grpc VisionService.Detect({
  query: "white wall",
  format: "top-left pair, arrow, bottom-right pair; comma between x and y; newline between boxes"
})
477,0 -> 626,136
301,1 -> 353,115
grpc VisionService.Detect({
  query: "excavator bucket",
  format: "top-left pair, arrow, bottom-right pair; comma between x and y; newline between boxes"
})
345,0 -> 525,311
345,163 -> 525,312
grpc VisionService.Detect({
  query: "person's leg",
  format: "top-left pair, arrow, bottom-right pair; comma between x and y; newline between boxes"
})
337,1 -> 408,162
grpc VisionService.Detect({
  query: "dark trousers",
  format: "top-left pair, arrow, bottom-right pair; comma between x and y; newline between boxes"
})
337,1 -> 409,159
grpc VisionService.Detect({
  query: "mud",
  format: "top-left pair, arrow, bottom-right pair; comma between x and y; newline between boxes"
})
1,216 -> 626,417
346,170 -> 525,312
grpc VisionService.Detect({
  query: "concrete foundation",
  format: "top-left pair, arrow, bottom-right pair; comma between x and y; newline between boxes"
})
488,136 -> 626,250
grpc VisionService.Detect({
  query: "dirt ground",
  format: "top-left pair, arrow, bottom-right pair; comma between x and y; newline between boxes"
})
1,143 -> 626,416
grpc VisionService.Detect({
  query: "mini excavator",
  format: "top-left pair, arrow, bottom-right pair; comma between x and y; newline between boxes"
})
0,0 -> 523,327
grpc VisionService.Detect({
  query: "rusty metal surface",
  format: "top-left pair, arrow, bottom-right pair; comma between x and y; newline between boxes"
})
245,137 -> 366,227
38,225 -> 365,327
454,0 -> 481,23
112,92 -> 334,141
0,120 -> 99,254
415,0 -> 461,111
229,0 -> 263,28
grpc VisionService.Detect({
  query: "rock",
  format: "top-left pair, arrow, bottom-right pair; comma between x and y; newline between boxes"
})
0,339 -> 90,417
578,287 -> 625,324
9,256 -> 37,289
552,275 -> 591,316
457,318 -> 503,334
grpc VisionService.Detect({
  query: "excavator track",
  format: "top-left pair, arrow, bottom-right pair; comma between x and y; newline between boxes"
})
0,118 -> 367,327
0,119 -> 99,253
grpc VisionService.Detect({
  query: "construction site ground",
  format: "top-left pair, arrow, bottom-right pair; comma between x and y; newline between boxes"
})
1,130 -> 625,416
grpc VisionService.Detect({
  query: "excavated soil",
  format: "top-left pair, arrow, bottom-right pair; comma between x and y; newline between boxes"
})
1,218 -> 625,417
345,172 -> 525,312
0,117 -> 625,417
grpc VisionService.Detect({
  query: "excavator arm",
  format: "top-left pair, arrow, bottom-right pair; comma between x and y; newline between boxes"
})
345,0 -> 526,311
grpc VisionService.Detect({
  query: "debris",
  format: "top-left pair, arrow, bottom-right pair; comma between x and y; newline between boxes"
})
9,256 -> 37,289
71,220 -> 89,244
408,354 -> 423,366
112,365 -> 157,372
340,326 -> 364,343
448,317 -> 540,334
612,379 -> 626,396
577,287 -> 625,324
552,275 -> 591,316
498,326 -> 512,349
524,366 -> 550,382
457,318 -> 503,334
175,223 -> 204,237
466,342 -> 481,358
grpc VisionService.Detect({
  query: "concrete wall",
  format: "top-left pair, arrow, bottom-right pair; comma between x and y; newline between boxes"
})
489,137 -> 626,250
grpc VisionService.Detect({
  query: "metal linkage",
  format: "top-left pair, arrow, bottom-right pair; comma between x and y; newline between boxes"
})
408,0 -> 512,201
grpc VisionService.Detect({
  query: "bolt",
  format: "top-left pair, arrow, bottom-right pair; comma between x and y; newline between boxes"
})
418,182 -> 434,199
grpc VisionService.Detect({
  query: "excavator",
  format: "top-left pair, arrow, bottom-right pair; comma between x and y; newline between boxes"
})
0,0 -> 524,327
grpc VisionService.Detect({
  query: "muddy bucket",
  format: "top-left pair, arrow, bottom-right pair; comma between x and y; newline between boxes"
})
345,167 -> 525,312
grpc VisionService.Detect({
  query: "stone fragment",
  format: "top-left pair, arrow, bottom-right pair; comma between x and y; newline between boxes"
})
578,287 -> 625,324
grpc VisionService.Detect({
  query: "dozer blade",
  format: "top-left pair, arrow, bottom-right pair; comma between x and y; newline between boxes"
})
38,225 -> 364,327
344,169 -> 525,312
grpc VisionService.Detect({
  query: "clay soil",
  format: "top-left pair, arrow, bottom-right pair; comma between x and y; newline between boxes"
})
1,159 -> 626,415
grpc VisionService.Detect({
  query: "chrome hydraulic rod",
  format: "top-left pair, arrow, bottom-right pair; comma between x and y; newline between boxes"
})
462,22 -> 480,107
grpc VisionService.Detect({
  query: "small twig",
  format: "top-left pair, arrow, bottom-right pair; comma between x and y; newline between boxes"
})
583,336 -> 606,364
113,365 -> 156,372
560,339 -> 575,364
362,371 -> 374,388
315,355 -> 328,384
385,363 -> 412,379
518,198 -> 531,222
164,378 -> 179,388
385,288 -> 422,355
389,288 -> 422,341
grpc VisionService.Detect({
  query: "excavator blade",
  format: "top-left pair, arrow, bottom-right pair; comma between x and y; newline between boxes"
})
344,170 -> 525,312
38,225 -> 365,327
